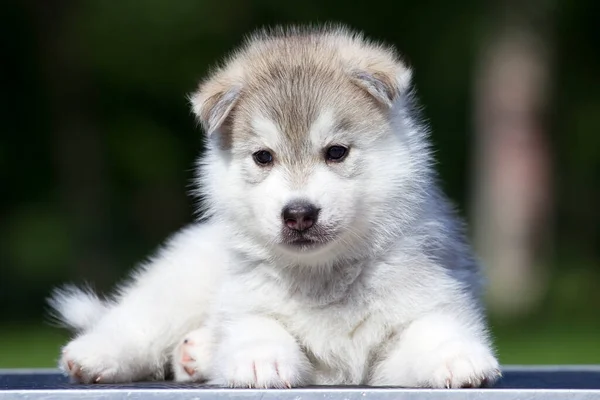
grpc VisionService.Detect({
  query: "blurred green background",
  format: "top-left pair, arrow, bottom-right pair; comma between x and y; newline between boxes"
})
1,0 -> 598,369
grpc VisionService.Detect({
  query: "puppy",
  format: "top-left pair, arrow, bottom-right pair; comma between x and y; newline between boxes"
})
49,24 -> 501,389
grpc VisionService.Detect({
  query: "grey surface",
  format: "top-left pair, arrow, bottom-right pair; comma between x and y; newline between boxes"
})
1,366 -> 600,399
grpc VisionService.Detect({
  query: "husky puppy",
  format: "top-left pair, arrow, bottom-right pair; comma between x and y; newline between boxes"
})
49,24 -> 501,389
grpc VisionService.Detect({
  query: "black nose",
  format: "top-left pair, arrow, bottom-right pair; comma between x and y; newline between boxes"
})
282,202 -> 320,232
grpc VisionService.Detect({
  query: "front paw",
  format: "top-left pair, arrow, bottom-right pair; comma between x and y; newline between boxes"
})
371,338 -> 500,388
211,340 -> 311,388
429,340 -> 501,388
413,340 -> 500,388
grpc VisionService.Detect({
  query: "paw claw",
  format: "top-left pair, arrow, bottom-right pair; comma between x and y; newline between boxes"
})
67,360 -> 74,371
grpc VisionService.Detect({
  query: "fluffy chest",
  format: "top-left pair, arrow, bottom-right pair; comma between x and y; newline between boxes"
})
272,294 -> 392,384
227,261 -> 406,383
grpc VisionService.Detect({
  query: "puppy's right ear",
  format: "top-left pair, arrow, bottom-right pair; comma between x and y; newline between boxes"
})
189,75 -> 242,137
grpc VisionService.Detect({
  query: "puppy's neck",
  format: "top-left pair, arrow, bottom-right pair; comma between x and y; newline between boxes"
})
234,248 -> 368,306
288,258 -> 368,306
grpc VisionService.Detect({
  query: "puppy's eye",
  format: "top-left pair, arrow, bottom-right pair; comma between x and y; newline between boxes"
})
325,145 -> 348,162
253,150 -> 273,165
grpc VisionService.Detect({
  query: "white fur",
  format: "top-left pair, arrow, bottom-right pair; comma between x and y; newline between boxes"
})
52,224 -> 227,383
251,116 -> 282,151
49,25 -> 500,388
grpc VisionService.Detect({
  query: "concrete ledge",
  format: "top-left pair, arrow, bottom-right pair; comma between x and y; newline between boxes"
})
1,366 -> 599,399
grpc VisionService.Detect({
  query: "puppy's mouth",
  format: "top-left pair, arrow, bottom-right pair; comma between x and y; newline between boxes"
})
280,227 -> 334,251
287,237 -> 321,249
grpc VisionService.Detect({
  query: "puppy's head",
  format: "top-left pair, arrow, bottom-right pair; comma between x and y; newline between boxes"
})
192,25 -> 430,265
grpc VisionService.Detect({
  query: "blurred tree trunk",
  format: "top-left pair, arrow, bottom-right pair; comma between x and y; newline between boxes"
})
28,0 -> 115,286
471,1 -> 555,317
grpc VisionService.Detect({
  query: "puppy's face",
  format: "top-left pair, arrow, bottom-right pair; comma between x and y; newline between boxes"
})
193,28 -> 420,263
226,75 -> 392,256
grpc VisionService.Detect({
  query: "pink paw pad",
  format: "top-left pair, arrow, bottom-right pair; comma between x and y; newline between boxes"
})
180,338 -> 198,377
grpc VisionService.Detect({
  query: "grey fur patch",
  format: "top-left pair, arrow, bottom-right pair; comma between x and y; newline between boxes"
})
190,24 -> 412,150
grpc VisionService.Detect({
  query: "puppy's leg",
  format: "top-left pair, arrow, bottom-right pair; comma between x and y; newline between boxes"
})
210,316 -> 312,388
369,312 -> 500,388
55,223 -> 226,383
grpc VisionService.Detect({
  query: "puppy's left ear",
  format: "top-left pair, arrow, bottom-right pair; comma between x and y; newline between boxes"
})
343,41 -> 412,108
189,73 -> 242,137
350,66 -> 411,108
